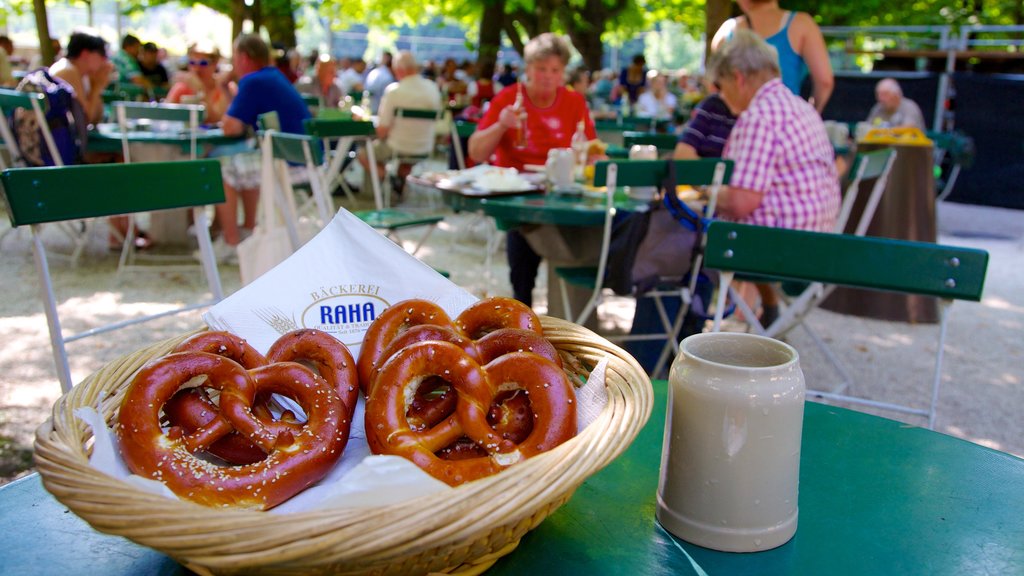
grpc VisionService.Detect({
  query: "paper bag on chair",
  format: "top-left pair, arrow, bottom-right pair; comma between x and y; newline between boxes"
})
238,225 -> 295,286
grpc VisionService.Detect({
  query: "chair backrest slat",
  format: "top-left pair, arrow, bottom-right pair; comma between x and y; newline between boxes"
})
261,131 -> 324,165
622,131 -> 678,152
394,107 -> 440,120
703,221 -> 987,302
848,148 -> 894,181
2,160 -> 225,225
0,88 -> 47,112
593,159 -> 734,187
303,118 -> 375,138
113,101 -> 204,123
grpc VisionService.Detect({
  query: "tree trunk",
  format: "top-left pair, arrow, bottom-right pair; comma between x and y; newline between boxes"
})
705,0 -> 732,58
477,0 -> 505,78
32,0 -> 54,66
264,0 -> 297,47
231,1 -> 245,42
503,21 -> 526,57
560,0 -> 626,72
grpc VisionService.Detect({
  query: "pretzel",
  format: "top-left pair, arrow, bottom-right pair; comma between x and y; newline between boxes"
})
357,297 -> 548,395
117,351 -> 352,510
161,331 -> 275,464
162,330 -> 358,466
365,341 -> 576,486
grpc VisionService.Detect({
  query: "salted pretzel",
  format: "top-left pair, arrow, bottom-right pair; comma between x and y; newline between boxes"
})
357,297 -> 549,395
117,351 -> 352,509
162,330 -> 358,466
365,341 -> 576,486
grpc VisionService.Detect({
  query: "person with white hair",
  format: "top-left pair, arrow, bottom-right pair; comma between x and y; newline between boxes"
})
867,78 -> 926,130
710,29 -> 840,327
635,70 -> 677,119
357,50 -> 442,194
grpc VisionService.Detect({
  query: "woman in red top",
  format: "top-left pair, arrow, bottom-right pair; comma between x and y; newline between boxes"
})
468,33 -> 599,307
469,33 -> 596,170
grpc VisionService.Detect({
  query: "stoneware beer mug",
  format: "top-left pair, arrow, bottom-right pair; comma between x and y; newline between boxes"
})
657,332 -> 805,552
545,147 -> 575,190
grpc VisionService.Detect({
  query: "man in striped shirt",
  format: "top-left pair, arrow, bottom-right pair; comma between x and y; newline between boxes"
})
708,29 -> 840,324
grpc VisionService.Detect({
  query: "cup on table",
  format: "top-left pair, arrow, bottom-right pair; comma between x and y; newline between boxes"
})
657,332 -> 805,552
545,147 -> 575,190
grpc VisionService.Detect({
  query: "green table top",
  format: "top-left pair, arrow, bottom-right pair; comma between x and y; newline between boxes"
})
481,191 -> 649,229
87,123 -> 243,154
2,383 -> 1021,575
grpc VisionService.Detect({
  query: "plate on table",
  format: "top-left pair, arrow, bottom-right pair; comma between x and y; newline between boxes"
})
436,166 -> 545,196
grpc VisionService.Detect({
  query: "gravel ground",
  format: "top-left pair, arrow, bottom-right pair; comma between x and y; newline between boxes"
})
1,191 -> 1021,486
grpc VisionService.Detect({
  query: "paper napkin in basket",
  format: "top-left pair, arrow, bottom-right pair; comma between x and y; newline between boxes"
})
86,208 -> 608,512
204,208 -> 478,356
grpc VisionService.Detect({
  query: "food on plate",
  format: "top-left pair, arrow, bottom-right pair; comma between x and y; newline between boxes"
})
117,329 -> 358,510
359,298 -> 576,485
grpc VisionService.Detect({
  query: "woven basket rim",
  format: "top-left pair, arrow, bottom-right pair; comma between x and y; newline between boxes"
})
34,316 -> 653,575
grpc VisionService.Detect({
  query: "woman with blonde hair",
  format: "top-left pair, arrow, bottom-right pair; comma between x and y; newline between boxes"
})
712,0 -> 833,113
166,41 -> 230,123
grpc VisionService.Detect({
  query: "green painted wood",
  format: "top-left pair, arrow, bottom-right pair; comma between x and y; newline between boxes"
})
395,107 -> 440,120
257,111 -> 281,132
5,382 -> 1022,575
113,101 -> 202,123
300,94 -> 320,107
481,193 -> 647,229
353,209 -> 443,230
2,160 -> 225,226
454,120 -> 477,138
704,221 -> 988,301
849,148 -> 894,181
593,159 -> 734,187
304,117 -> 375,138
261,131 -> 323,165
487,382 -> 1024,576
86,124 -> 240,154
595,117 -> 673,133
622,131 -> 678,151
0,88 -> 45,111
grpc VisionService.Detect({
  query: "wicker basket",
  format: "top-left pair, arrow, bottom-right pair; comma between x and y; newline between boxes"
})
34,316 -> 653,575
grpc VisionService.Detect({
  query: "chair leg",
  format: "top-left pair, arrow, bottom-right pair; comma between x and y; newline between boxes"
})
712,271 -> 734,332
558,277 -> 574,322
193,207 -> 224,302
927,299 -> 953,429
31,225 -> 72,393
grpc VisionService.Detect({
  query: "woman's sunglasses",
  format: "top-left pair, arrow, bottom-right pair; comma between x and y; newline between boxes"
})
188,59 -> 211,67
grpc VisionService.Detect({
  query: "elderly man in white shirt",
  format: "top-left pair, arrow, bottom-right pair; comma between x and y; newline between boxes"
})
358,50 -> 441,198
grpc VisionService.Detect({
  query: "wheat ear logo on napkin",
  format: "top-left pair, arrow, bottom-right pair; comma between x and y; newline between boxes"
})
203,208 -> 478,356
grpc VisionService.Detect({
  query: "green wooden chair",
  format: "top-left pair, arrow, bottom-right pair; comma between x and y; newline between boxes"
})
0,88 -> 61,170
303,117 -> 378,206
112,101 -> 207,273
0,87 -> 93,266
704,221 -> 988,429
276,120 -> 445,257
731,148 -> 898,341
555,158 -> 733,377
451,119 -> 477,170
381,107 -> 442,207
0,160 -> 226,392
258,128 -> 332,250
622,131 -> 678,156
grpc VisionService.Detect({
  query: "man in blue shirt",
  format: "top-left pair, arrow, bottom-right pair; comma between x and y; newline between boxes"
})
211,34 -> 310,262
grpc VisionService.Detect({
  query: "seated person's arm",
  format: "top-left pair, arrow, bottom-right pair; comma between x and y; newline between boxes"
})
468,105 -> 518,164
221,114 -> 246,137
717,186 -> 763,220
673,142 -> 699,160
